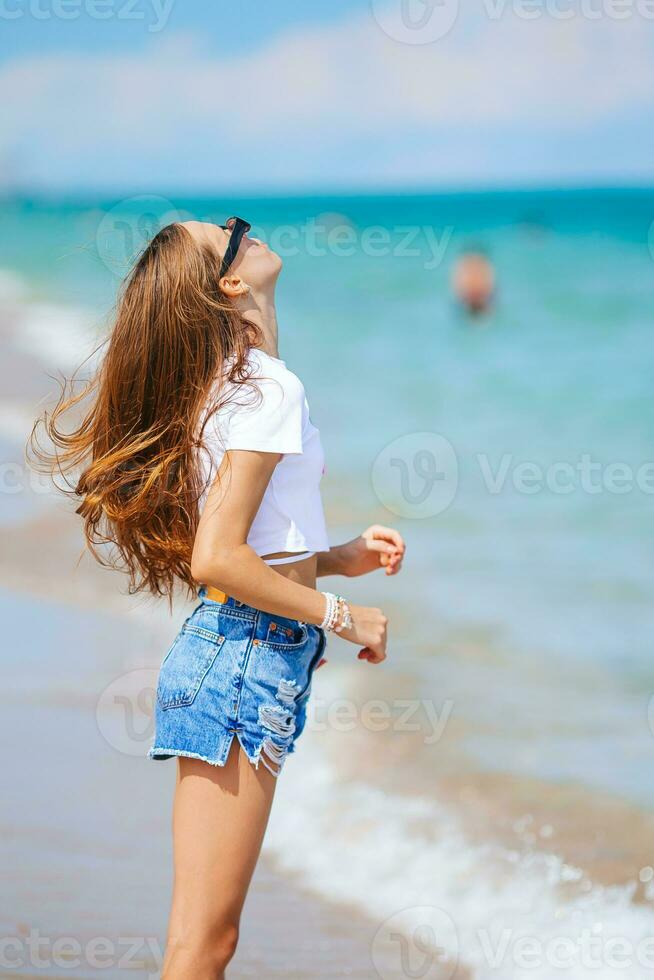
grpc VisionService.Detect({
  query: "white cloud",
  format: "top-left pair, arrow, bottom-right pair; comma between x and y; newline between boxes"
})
1,3 -> 653,187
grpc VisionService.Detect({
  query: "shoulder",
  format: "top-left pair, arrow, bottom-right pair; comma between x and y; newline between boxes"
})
216,349 -> 306,454
203,348 -> 307,454
246,348 -> 306,404
248,348 -> 304,388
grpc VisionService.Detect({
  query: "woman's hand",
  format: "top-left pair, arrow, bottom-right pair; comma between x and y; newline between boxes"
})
336,525 -> 405,578
339,604 -> 388,664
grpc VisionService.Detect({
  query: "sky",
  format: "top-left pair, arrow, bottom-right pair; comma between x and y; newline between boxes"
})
0,0 -> 653,192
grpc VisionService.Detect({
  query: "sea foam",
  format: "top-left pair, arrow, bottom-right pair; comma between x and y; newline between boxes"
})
1,267 -> 102,373
266,670 -> 654,980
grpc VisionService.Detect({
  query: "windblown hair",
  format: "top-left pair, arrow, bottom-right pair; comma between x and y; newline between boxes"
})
31,222 -> 260,599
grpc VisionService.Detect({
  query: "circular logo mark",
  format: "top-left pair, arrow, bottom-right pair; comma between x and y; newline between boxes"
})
372,432 -> 458,519
371,0 -> 460,45
647,694 -> 654,739
96,668 -> 158,756
96,195 -> 183,276
372,906 -> 459,980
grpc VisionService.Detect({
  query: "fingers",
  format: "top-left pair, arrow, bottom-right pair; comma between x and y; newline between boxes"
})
380,549 -> 403,572
357,647 -> 386,664
367,538 -> 396,555
364,525 -> 406,574
381,552 -> 403,575
365,524 -> 405,552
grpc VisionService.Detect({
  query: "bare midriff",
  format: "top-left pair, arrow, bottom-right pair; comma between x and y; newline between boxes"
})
261,552 -> 318,590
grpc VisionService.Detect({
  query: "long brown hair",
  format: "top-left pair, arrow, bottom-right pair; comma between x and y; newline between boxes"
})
31,222 -> 260,598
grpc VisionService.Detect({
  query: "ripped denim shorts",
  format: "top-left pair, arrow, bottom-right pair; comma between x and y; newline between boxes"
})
149,589 -> 326,777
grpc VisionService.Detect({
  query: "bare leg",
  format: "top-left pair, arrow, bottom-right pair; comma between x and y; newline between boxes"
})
162,742 -> 277,979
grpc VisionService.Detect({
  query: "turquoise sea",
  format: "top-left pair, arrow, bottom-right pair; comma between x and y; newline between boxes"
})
2,188 -> 654,978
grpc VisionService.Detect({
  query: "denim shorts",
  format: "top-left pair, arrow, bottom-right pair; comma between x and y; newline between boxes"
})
149,590 -> 326,777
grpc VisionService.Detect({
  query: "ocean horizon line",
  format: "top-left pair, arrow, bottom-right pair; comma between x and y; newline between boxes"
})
2,181 -> 654,209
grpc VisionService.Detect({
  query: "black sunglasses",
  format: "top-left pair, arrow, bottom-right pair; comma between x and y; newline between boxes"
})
218,216 -> 251,278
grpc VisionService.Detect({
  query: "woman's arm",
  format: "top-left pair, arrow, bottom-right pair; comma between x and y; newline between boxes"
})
317,525 -> 405,579
191,450 -> 388,661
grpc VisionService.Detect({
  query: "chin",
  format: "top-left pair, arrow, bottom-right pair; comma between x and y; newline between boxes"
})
268,251 -> 283,276
249,251 -> 282,290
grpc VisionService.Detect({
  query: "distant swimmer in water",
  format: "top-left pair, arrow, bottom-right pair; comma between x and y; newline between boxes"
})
451,251 -> 495,316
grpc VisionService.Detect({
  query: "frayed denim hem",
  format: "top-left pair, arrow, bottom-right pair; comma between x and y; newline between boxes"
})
148,746 -> 228,767
148,730 -> 290,778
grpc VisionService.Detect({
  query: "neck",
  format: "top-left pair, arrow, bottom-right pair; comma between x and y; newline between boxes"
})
237,288 -> 280,358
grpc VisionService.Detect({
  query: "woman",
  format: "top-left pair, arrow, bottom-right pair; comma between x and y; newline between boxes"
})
37,216 -> 405,978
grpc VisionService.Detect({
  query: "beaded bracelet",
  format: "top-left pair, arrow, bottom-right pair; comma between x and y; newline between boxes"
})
320,592 -> 354,633
320,592 -> 338,630
334,595 -> 353,633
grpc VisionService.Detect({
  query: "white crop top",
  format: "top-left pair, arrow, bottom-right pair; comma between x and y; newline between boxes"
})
201,348 -> 329,557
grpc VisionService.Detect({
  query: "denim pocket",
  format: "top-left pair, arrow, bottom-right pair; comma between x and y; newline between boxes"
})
157,626 -> 226,709
263,620 -> 308,650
